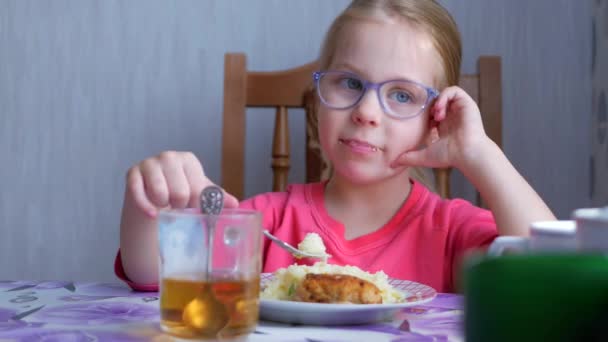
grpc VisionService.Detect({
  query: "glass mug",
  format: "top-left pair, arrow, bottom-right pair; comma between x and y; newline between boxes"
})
572,207 -> 608,252
487,220 -> 577,256
158,208 -> 263,340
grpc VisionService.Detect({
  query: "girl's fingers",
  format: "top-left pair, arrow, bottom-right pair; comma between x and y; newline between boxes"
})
126,166 -> 158,218
432,86 -> 460,121
391,148 -> 443,169
391,140 -> 449,169
181,152 -> 240,209
160,154 -> 191,209
140,158 -> 170,208
222,191 -> 240,209
391,150 -> 425,168
127,151 -> 240,217
182,153 -> 212,208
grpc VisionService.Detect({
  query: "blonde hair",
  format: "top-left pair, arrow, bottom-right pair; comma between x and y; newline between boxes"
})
308,0 -> 462,190
320,0 -> 462,89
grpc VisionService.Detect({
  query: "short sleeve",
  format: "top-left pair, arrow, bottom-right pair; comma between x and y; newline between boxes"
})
451,207 -> 498,252
445,200 -> 498,289
114,250 -> 159,292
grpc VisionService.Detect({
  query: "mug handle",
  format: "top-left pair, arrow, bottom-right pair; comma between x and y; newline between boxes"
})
487,236 -> 529,256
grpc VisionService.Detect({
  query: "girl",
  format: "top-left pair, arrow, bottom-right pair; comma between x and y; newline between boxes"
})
117,0 -> 555,293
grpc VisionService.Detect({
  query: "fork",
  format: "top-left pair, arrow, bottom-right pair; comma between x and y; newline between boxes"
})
263,230 -> 330,260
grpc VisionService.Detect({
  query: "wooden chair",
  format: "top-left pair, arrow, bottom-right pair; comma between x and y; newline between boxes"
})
221,52 -> 502,205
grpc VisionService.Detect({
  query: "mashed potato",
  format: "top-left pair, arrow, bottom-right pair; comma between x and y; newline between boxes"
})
261,262 -> 405,304
297,233 -> 327,256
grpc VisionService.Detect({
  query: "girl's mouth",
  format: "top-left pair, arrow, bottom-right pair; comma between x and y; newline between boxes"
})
339,138 -> 381,153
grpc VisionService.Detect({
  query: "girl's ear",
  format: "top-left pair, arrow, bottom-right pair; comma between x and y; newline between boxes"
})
419,112 -> 439,149
426,126 -> 440,146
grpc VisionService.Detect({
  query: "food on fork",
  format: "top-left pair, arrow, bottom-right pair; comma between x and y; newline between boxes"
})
297,233 -> 329,259
294,273 -> 382,304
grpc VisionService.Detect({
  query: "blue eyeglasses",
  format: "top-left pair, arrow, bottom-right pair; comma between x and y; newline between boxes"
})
313,70 -> 439,119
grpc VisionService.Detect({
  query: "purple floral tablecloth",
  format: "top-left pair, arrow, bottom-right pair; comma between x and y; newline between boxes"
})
0,280 -> 463,341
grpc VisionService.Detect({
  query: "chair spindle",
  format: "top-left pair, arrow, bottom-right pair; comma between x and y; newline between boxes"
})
272,106 -> 290,191
435,167 -> 451,199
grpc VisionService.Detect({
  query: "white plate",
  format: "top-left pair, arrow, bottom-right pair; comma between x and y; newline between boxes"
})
259,273 -> 437,325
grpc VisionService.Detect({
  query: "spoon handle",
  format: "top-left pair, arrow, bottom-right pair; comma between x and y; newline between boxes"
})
263,230 -> 329,259
200,186 -> 224,280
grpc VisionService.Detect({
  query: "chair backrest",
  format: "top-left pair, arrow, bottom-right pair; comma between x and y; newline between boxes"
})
221,52 -> 502,205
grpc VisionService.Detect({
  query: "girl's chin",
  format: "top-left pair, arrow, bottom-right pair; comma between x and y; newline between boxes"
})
332,166 -> 406,185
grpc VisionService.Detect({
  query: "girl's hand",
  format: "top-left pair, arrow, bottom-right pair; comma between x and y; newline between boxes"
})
125,151 -> 239,218
391,86 -> 490,171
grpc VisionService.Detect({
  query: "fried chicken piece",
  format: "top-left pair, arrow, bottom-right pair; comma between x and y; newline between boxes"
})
294,273 -> 382,304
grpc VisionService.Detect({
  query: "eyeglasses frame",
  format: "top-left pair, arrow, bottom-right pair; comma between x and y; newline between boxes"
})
312,70 -> 439,120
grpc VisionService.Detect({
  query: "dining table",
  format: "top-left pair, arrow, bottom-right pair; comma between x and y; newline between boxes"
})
0,280 -> 463,341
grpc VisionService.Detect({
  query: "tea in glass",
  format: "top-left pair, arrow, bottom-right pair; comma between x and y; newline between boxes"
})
158,209 -> 262,340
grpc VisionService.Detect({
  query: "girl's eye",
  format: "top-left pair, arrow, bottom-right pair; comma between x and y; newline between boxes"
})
389,91 -> 412,103
341,77 -> 363,91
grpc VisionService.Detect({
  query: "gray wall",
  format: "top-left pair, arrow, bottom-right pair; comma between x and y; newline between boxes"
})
0,0 -> 593,282
444,0 -> 594,213
592,0 -> 608,205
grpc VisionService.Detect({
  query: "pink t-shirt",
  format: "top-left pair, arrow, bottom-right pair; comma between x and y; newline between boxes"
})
115,180 -> 498,293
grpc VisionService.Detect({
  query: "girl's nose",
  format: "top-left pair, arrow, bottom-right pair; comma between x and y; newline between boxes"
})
351,90 -> 382,127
